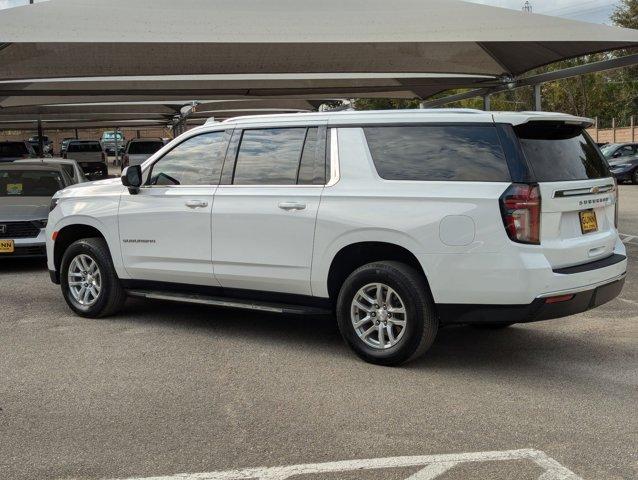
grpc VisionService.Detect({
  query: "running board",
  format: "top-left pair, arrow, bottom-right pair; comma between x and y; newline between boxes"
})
126,289 -> 332,315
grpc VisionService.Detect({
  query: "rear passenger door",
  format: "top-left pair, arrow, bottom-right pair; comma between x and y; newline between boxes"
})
212,123 -> 327,296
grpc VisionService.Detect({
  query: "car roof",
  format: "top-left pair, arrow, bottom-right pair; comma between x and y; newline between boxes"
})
68,139 -> 100,143
193,109 -> 593,130
14,157 -> 78,166
129,138 -> 163,142
0,163 -> 65,172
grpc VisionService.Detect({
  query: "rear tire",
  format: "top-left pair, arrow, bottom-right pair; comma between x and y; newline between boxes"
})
336,261 -> 438,366
60,237 -> 126,318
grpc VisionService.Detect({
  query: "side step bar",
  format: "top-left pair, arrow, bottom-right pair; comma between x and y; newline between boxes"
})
126,289 -> 332,315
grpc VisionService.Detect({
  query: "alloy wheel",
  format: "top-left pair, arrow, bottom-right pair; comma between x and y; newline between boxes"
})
350,283 -> 407,349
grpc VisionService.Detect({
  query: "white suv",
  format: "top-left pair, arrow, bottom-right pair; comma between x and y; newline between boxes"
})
46,110 -> 627,365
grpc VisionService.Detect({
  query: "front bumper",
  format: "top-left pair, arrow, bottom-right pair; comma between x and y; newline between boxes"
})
439,272 -> 626,325
0,228 -> 47,259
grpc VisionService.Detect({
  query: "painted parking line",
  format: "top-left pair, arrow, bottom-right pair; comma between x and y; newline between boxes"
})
620,234 -> 638,246
114,449 -> 583,480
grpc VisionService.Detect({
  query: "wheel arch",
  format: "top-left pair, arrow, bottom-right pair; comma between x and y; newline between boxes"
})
53,221 -> 109,273
325,241 -> 431,304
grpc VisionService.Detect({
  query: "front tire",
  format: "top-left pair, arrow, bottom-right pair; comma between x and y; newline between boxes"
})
60,237 -> 126,318
336,261 -> 438,366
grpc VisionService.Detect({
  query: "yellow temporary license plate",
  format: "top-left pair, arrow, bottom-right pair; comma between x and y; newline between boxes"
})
579,209 -> 598,235
0,239 -> 15,253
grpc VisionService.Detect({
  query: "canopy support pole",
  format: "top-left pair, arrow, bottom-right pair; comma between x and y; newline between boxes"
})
533,84 -> 542,111
37,117 -> 43,158
483,94 -> 491,111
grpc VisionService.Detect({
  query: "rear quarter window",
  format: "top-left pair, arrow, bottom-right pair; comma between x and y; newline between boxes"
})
515,122 -> 609,182
363,125 -> 510,182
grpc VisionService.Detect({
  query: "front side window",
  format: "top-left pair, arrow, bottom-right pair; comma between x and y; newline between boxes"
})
364,125 -> 510,182
233,128 -> 307,185
148,131 -> 226,186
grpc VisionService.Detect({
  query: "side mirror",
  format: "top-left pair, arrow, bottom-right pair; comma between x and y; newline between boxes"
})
121,165 -> 143,194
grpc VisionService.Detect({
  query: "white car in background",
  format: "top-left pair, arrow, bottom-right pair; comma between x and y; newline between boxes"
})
63,140 -> 108,178
1,163 -> 74,258
15,158 -> 88,184
46,109 -> 627,365
122,138 -> 165,171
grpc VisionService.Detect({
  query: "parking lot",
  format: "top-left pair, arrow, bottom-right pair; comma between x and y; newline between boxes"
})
0,186 -> 635,480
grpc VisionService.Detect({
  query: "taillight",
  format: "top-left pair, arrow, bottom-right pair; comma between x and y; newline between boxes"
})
499,183 -> 541,245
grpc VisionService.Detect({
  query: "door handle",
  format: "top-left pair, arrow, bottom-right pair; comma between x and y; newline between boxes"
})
185,200 -> 208,208
278,202 -> 307,211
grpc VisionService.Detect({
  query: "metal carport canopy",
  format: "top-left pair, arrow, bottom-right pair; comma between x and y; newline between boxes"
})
0,0 -> 637,82
0,99 -> 319,130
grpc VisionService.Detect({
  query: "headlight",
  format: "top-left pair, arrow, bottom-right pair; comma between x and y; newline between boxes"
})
32,219 -> 48,229
50,197 -> 60,212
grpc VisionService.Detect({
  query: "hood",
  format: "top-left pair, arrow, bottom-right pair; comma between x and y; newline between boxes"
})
0,196 -> 50,221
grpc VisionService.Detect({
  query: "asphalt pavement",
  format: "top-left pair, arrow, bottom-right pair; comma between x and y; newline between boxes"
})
0,187 -> 636,480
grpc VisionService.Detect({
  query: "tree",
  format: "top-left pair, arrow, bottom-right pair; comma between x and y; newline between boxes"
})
353,2 -> 638,125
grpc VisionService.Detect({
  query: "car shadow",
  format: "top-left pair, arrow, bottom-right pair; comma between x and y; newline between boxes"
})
0,257 -> 47,273
114,296 -> 633,391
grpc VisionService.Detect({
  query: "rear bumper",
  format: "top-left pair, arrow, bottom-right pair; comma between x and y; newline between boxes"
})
79,162 -> 108,177
439,272 -> 626,325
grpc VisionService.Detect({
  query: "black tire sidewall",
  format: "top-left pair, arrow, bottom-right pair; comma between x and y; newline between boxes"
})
60,239 -> 116,317
336,264 -> 429,365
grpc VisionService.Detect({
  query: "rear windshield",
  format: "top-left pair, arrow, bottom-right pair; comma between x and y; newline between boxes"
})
364,125 -> 510,182
516,123 -> 609,182
128,141 -> 164,155
0,170 -> 65,197
0,142 -> 28,157
67,142 -> 102,153
102,132 -> 124,140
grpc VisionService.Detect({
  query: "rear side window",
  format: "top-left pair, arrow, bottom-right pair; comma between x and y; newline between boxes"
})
515,123 -> 609,182
364,125 -> 510,182
233,128 -> 307,185
67,142 -> 102,153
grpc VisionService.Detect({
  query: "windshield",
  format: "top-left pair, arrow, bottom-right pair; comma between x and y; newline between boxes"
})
0,142 -> 29,158
0,170 -> 65,197
600,144 -> 619,158
67,142 -> 102,153
128,141 -> 164,155
516,122 -> 609,182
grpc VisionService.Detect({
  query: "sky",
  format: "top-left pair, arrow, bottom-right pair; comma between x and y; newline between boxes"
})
0,0 -> 620,24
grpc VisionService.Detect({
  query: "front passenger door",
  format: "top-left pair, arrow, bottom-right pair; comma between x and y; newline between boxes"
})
119,130 -> 229,286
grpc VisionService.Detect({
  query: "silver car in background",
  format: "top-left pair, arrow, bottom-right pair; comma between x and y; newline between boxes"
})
14,158 -> 88,184
121,138 -> 165,171
0,164 -> 74,258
